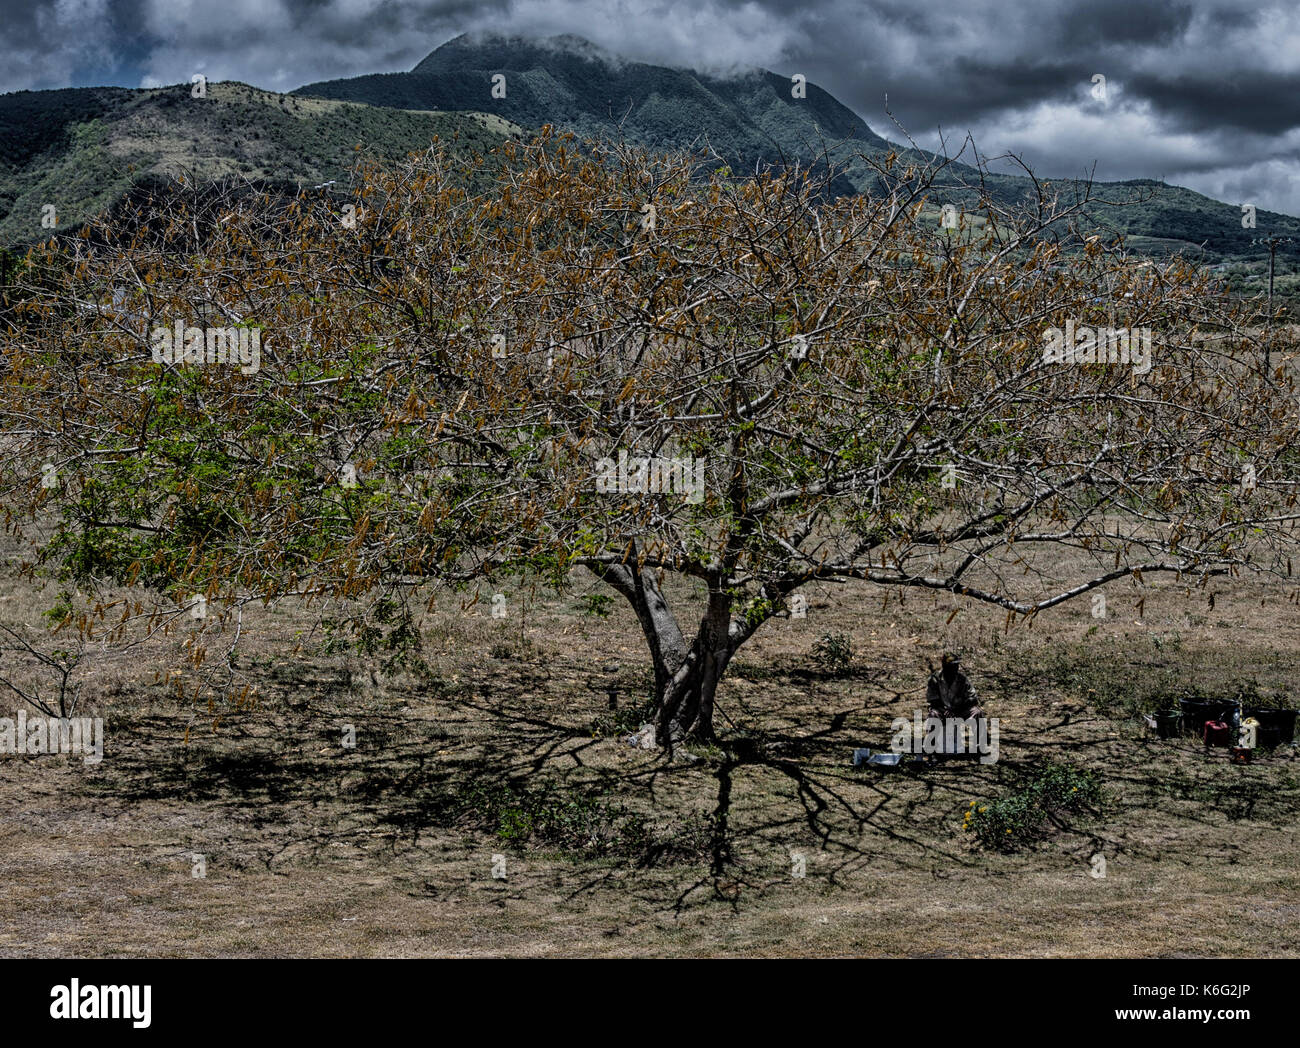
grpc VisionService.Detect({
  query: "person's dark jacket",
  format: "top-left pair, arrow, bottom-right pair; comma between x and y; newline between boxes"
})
926,662 -> 982,719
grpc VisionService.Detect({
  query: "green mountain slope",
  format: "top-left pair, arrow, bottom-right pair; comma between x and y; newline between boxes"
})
0,81 -> 518,244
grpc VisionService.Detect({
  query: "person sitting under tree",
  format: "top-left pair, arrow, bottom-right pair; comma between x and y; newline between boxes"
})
926,652 -> 984,722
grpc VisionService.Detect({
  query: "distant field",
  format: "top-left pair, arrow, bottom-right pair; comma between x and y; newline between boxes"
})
0,522 -> 1296,958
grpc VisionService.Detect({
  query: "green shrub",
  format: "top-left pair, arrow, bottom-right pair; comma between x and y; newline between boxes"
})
965,762 -> 1104,850
578,593 -> 614,618
1229,679 -> 1295,710
811,631 -> 854,673
461,779 -> 657,859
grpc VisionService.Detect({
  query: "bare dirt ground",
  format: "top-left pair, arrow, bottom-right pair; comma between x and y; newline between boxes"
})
1,532 -> 1297,957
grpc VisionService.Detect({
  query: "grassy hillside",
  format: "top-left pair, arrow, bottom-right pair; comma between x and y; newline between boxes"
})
0,81 -> 519,245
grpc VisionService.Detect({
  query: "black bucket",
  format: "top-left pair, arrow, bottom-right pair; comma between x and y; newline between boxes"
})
1155,710 -> 1182,739
1179,697 -> 1236,736
1243,707 -> 1298,748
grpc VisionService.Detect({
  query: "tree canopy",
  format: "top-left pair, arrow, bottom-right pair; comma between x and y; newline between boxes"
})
3,130 -> 1298,744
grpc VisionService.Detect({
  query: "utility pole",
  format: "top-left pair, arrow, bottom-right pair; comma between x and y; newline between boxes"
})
1251,234 -> 1293,375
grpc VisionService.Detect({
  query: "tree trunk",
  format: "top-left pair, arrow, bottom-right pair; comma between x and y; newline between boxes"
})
653,587 -> 733,746
591,562 -> 735,748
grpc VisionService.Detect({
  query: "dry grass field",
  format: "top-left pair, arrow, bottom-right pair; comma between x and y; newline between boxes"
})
0,527 -> 1297,958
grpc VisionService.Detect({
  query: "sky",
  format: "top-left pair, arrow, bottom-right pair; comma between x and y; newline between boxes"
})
2,0 -> 1298,216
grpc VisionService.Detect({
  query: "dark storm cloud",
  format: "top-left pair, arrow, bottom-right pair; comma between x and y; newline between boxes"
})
1057,0 -> 1195,46
0,0 -> 1296,215
1127,71 -> 1300,135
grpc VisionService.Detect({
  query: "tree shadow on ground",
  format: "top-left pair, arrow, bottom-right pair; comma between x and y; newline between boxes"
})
97,658 -> 1299,910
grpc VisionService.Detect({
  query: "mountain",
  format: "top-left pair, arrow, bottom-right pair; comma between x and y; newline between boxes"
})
295,32 -> 1300,266
296,33 -> 890,198
0,32 -> 1296,278
0,81 -> 518,245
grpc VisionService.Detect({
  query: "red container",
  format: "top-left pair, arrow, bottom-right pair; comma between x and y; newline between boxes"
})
1203,720 -> 1232,747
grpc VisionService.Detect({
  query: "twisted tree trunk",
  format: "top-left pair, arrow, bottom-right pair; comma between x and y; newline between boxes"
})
653,587 -> 735,744
592,563 -> 736,747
